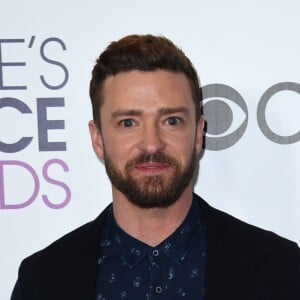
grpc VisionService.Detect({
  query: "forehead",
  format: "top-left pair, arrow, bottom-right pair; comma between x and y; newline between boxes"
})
101,70 -> 194,113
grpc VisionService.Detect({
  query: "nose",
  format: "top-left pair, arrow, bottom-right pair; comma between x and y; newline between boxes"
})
138,124 -> 166,154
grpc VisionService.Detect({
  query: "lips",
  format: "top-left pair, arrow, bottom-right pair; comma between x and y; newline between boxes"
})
136,162 -> 168,168
134,162 -> 170,174
125,152 -> 176,176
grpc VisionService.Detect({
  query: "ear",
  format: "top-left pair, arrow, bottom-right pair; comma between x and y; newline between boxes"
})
88,120 -> 104,160
195,115 -> 205,154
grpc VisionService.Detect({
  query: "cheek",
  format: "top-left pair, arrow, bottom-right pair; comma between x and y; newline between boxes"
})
167,138 -> 195,163
103,137 -> 136,165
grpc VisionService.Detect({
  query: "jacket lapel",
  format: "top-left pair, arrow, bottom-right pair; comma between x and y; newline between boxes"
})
60,208 -> 109,300
197,196 -> 268,300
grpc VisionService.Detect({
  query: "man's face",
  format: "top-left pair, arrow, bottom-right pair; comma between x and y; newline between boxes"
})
89,70 -> 204,208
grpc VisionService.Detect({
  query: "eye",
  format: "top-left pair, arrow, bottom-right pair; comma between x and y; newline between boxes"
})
166,117 -> 181,126
120,119 -> 135,127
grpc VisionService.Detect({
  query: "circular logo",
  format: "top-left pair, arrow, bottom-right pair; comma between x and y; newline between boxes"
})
202,84 -> 248,150
257,82 -> 300,144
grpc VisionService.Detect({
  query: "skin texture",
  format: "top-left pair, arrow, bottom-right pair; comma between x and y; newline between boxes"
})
89,70 -> 204,246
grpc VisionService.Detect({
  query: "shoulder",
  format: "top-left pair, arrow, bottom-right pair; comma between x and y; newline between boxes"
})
195,193 -> 299,251
195,193 -> 300,270
19,205 -> 110,275
195,194 -> 300,297
16,206 -> 111,299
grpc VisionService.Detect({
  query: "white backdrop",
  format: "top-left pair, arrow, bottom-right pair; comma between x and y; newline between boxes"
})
1,1 -> 300,298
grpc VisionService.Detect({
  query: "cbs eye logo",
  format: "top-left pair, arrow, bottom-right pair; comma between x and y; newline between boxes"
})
202,82 -> 300,150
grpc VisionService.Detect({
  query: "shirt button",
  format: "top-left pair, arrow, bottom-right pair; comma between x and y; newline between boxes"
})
155,286 -> 163,294
152,249 -> 159,256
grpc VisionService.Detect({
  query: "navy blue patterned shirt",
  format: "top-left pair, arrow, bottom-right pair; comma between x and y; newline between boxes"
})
95,197 -> 206,300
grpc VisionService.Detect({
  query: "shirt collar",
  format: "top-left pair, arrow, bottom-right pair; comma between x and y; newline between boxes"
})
99,195 -> 204,268
157,197 -> 204,265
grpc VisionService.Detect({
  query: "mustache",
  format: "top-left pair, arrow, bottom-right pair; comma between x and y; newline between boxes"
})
125,152 -> 178,169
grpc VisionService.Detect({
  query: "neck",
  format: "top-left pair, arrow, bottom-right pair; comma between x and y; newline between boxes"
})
112,186 -> 193,247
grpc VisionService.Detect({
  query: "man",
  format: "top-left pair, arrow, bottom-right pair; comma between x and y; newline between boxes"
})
12,34 -> 300,299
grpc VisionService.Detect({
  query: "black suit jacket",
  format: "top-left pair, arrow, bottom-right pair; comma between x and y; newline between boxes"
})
13,195 -> 300,299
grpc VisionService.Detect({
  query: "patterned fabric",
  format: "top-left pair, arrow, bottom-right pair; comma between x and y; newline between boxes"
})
95,197 -> 206,300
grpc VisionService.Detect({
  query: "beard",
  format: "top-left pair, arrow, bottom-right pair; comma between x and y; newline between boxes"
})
103,148 -> 197,209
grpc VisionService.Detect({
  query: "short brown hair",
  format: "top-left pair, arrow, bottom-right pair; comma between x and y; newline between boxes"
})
89,34 -> 201,129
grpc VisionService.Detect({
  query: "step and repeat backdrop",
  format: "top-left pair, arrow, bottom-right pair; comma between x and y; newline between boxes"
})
1,1 -> 299,298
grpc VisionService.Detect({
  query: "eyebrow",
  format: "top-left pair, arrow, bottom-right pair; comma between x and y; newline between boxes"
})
111,107 -> 189,119
111,109 -> 142,118
158,107 -> 189,116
